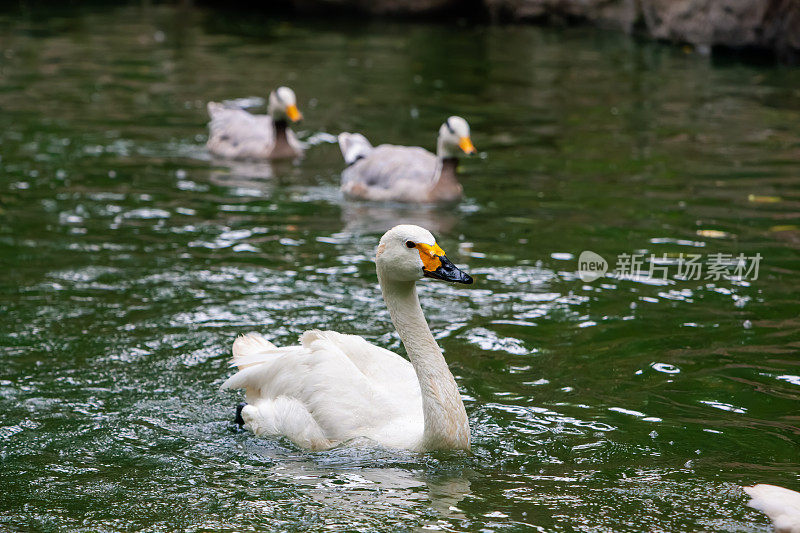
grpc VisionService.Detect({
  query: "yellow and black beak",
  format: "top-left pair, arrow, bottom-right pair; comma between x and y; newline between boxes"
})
416,243 -> 473,284
458,136 -> 476,155
286,104 -> 303,122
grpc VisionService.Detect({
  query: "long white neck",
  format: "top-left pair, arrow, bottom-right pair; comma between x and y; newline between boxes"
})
378,275 -> 470,451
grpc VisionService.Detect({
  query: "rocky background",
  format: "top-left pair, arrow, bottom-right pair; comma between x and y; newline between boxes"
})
288,0 -> 800,63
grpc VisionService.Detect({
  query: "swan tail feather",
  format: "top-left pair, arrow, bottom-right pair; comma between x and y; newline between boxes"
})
338,133 -> 372,165
230,332 -> 278,369
221,344 -> 305,392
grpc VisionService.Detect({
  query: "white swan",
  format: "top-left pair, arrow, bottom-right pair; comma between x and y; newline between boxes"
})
744,484 -> 800,532
338,116 -> 477,204
207,86 -> 304,160
221,224 -> 473,451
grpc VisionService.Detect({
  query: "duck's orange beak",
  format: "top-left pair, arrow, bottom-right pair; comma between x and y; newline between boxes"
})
417,242 -> 473,284
286,104 -> 302,122
416,242 -> 446,272
458,136 -> 476,154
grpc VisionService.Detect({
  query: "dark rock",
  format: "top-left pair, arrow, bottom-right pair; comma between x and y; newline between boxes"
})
287,0 -> 800,61
642,0 -> 800,60
484,0 -> 800,62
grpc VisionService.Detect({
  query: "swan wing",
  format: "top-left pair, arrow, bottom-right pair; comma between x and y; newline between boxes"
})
341,144 -> 438,202
745,484 -> 800,532
221,331 -> 422,449
299,330 -> 418,388
206,102 -> 273,159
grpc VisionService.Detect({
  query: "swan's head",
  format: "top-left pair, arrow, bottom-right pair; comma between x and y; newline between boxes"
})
268,86 -> 303,123
376,224 -> 473,284
437,116 -> 476,158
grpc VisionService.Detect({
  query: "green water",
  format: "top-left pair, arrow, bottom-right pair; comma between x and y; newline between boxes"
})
1,4 -> 799,531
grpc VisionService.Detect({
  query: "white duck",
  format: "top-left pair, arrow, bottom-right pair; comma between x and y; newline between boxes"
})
221,224 -> 473,451
338,116 -> 477,204
207,86 -> 304,160
744,484 -> 800,533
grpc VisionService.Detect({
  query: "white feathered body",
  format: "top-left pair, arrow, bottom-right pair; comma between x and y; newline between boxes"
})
338,133 -> 462,203
745,484 -> 800,533
221,330 -> 425,450
341,145 -> 439,202
206,103 -> 302,160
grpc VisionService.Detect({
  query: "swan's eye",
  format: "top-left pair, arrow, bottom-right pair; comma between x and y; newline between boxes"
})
405,241 -> 416,249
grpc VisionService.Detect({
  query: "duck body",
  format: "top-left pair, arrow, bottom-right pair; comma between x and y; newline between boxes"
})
745,484 -> 800,533
341,143 -> 462,203
338,116 -> 476,204
206,86 -> 303,161
221,224 -> 473,452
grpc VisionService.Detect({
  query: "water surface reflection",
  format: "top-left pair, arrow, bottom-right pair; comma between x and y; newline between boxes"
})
0,3 -> 798,532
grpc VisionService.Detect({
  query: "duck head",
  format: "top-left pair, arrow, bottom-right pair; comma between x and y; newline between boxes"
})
436,116 -> 476,159
268,86 -> 303,123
